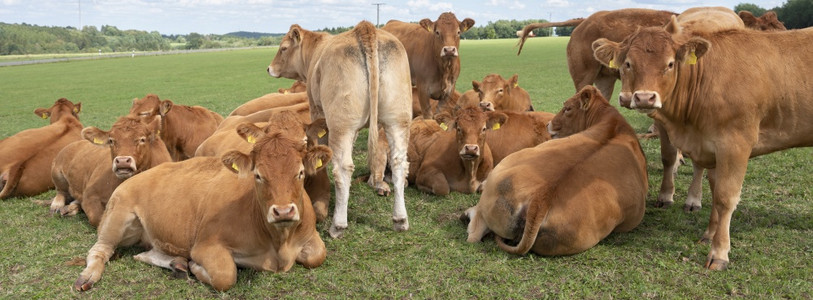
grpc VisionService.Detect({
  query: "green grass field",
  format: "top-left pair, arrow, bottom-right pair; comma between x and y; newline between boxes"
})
0,37 -> 810,298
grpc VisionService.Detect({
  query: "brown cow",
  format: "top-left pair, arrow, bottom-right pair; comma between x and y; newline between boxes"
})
278,80 -> 307,94
228,92 -> 308,117
592,17 -> 813,269
738,11 -> 787,31
463,86 -> 647,256
411,88 -> 463,118
215,101 -> 311,136
473,74 -> 533,112
382,12 -> 475,119
485,110 -> 554,165
268,21 -> 412,238
0,98 -> 82,199
73,120 -> 331,292
195,109 -> 332,223
129,94 -> 223,161
408,106 -> 507,195
49,115 -> 172,227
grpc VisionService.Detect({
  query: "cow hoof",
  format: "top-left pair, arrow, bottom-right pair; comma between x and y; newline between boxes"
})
375,186 -> 391,197
73,276 -> 95,291
328,225 -> 346,239
170,257 -> 189,279
59,204 -> 79,217
704,258 -> 729,270
459,212 -> 471,225
697,237 -> 711,244
654,200 -> 674,208
392,218 -> 409,232
683,204 -> 701,213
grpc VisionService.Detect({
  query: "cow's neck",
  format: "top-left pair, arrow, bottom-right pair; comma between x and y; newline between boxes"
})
659,61 -> 707,127
301,32 -> 331,82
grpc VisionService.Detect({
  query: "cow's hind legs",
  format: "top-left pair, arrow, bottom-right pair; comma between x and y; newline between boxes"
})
189,245 -> 237,291
385,123 -> 409,232
328,130 -> 358,239
133,249 -> 189,279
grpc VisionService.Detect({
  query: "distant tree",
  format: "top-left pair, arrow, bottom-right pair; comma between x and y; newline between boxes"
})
555,26 -> 574,36
186,32 -> 204,49
774,0 -> 813,29
734,3 -> 767,16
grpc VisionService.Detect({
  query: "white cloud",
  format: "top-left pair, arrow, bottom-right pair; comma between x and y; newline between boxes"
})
547,0 -> 569,8
407,0 -> 453,12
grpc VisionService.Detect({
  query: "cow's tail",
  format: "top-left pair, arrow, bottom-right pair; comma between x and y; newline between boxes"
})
517,18 -> 585,55
495,190 -> 553,255
355,21 -> 380,171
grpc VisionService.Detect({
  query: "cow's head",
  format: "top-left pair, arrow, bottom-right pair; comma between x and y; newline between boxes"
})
129,94 -> 173,120
436,106 -> 506,161
473,74 -> 520,109
222,117 -> 331,227
592,15 -> 710,113
82,115 -> 163,179
34,98 -> 81,123
420,12 -> 475,58
268,24 -> 319,82
739,11 -> 786,31
278,80 -> 307,94
547,86 -> 609,139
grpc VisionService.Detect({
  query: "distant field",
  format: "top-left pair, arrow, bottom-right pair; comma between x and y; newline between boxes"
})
0,37 -> 810,298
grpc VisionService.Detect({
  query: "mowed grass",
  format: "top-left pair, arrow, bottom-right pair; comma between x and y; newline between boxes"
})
0,37 -> 811,299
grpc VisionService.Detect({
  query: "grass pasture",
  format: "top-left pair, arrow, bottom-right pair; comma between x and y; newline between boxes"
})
0,37 -> 811,298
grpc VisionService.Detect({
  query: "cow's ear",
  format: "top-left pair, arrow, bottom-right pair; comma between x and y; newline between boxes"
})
304,145 -> 332,175
434,112 -> 454,131
33,108 -> 50,119
73,103 -> 82,114
592,38 -> 620,69
677,37 -> 711,65
460,18 -> 475,32
738,11 -> 757,25
159,100 -> 173,116
82,127 -> 110,147
486,112 -> 508,131
146,115 -> 163,141
306,118 -> 329,146
290,24 -> 303,43
221,151 -> 252,176
278,88 -> 287,94
236,122 -> 265,145
578,86 -> 598,111
471,80 -> 481,92
508,74 -> 519,89
419,19 -> 433,32
665,15 -> 681,36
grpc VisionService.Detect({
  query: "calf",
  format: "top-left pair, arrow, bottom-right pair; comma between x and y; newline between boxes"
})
50,115 -> 171,227
473,74 -> 533,112
74,119 -> 331,292
485,110 -> 554,165
0,98 -> 82,199
268,21 -> 412,238
228,92 -> 308,117
409,106 -> 507,195
738,11 -> 786,31
278,80 -> 307,94
464,86 -> 647,256
592,16 -> 813,269
129,94 -> 223,161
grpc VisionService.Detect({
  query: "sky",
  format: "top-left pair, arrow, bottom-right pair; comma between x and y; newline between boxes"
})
0,0 -> 787,35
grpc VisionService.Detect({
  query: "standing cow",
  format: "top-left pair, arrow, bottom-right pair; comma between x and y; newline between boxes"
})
463,86 -> 647,256
0,98 -> 82,199
382,12 -> 475,118
267,21 -> 412,238
592,16 -> 813,269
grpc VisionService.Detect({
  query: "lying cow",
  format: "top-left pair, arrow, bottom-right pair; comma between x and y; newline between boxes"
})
485,110 -> 554,165
409,106 -> 507,195
129,94 -> 223,161
195,108 -> 331,223
0,98 -> 82,199
74,117 -> 331,292
473,74 -> 533,112
228,92 -> 308,117
268,21 -> 412,238
50,115 -> 171,227
278,80 -> 307,94
463,86 -> 647,256
383,12 -> 475,118
738,10 -> 786,31
592,16 -> 813,269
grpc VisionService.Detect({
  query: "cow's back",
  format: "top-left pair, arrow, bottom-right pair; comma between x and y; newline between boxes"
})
164,105 -> 224,160
228,92 -> 308,117
51,140 -> 112,200
485,111 -> 554,165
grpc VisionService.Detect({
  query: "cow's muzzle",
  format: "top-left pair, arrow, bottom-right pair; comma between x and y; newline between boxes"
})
112,156 -> 137,179
459,144 -> 480,160
630,91 -> 662,110
268,203 -> 300,225
546,122 -> 559,139
441,46 -> 458,57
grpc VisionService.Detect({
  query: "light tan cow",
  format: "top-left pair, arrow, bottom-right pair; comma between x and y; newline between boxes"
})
0,98 -> 82,199
278,80 -> 307,94
129,94 -> 224,161
227,92 -> 308,117
49,115 -> 172,227
463,86 -> 647,256
267,21 -> 412,238
74,119 -> 331,292
592,16 -> 813,269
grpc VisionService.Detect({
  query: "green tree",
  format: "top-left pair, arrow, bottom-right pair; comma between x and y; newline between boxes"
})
774,0 -> 813,29
735,3 -> 767,16
186,32 -> 204,49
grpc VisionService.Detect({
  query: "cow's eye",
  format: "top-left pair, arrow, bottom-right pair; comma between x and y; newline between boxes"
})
298,169 -> 305,180
625,61 -> 631,69
139,137 -> 147,144
108,138 -> 115,145
498,88 -> 504,93
667,61 -> 674,69
255,173 -> 262,182
280,46 -> 287,52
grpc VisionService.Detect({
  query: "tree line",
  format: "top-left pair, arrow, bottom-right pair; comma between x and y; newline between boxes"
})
735,0 -> 812,29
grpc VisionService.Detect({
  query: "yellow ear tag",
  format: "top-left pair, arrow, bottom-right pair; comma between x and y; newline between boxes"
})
513,82 -> 519,88
608,59 -> 617,69
439,123 -> 448,130
73,108 -> 79,113
41,114 -> 48,119
687,51 -> 697,65
93,138 -> 104,145
283,91 -> 289,95
315,159 -> 323,168
463,25 -> 468,31
492,123 -> 501,130
426,26 -> 432,32
231,163 -> 239,171
317,129 -> 326,138
247,135 -> 256,144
